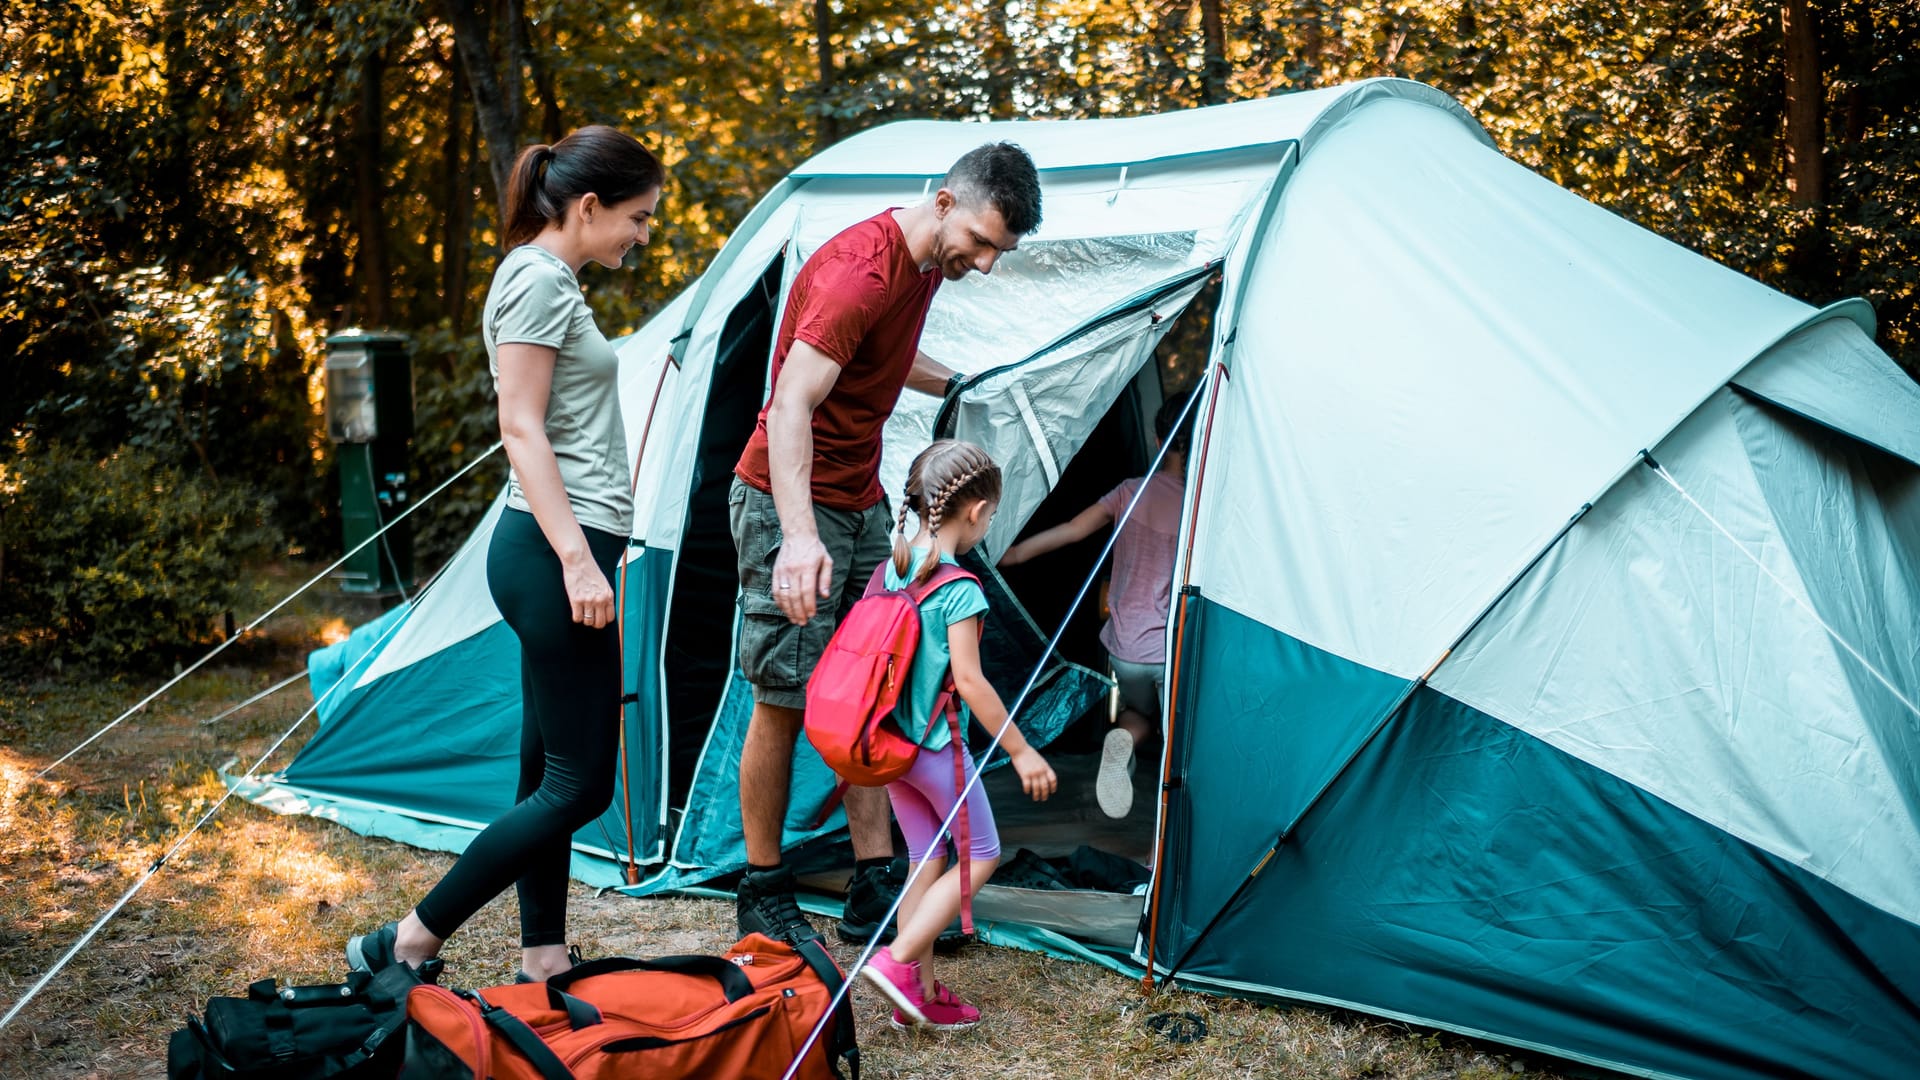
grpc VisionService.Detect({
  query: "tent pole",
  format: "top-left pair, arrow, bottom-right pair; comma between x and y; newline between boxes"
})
613,353 -> 679,885
1151,501 -> 1593,988
1142,359 -> 1230,994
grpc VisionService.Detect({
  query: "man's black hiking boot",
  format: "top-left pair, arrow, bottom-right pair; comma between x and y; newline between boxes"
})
736,865 -> 818,945
836,860 -> 907,944
838,858 -> 971,952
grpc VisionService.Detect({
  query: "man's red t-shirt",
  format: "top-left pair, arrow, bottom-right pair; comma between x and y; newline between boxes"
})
734,210 -> 941,512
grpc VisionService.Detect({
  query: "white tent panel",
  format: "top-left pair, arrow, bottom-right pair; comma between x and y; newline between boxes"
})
614,286 -> 698,541
355,495 -> 506,687
637,199 -> 801,550
1433,389 -> 1920,925
1732,312 -> 1920,470
1187,96 -> 1816,678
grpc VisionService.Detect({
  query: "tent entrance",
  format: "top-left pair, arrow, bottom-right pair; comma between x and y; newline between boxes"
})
662,253 -> 785,807
956,279 -> 1221,940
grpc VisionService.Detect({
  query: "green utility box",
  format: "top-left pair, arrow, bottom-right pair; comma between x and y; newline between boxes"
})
325,330 -> 415,596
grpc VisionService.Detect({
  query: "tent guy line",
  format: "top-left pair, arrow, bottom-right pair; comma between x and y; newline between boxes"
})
196,670 -> 309,727
778,371 -> 1214,1080
0,530 -> 483,1032
33,441 -> 505,782
0,534 -> 478,1030
1642,451 -> 1920,722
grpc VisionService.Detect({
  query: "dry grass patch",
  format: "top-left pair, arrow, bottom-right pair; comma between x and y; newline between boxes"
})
0,565 -> 1571,1079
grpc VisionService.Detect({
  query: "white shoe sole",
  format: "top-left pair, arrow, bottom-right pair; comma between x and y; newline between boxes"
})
1096,728 -> 1135,819
860,963 -> 928,1027
890,1013 -> 980,1033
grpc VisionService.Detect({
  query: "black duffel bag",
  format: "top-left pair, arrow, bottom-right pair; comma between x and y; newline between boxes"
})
167,963 -> 423,1080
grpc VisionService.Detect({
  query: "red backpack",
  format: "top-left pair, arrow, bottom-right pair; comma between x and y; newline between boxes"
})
804,561 -> 979,787
804,560 -> 984,932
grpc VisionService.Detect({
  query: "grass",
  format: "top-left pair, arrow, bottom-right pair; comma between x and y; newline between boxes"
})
0,563 -> 1571,1079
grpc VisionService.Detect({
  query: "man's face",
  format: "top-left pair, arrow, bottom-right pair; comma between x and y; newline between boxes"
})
930,190 -> 1021,281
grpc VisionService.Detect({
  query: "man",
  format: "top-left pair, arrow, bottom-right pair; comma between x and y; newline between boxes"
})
729,142 -> 1043,943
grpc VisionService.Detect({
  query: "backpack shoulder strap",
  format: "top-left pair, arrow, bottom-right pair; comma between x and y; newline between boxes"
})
901,562 -> 980,605
860,561 -> 893,599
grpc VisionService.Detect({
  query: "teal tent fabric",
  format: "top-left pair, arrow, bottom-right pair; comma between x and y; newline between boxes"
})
1155,595 -> 1411,951
280,551 -> 678,872
1153,597 -> 1920,1080
305,601 -> 409,726
669,670 -> 849,870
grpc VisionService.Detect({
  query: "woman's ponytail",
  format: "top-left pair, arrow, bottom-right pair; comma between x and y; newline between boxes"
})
504,145 -> 560,250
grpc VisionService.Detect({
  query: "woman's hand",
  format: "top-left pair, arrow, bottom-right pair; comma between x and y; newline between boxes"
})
563,555 -> 616,629
1012,746 -> 1057,802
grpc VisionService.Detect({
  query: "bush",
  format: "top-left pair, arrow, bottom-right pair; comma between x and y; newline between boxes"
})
0,443 -> 281,670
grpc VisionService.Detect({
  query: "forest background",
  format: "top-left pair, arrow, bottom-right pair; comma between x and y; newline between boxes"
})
4,0 -> 1918,667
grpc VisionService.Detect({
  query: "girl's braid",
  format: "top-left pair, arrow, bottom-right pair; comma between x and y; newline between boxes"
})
925,461 -> 986,537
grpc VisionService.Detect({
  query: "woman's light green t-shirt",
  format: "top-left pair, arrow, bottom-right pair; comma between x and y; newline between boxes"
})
483,243 -> 632,537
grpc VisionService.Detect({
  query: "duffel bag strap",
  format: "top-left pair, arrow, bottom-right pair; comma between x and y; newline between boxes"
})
548,954 -> 755,1003
795,937 -> 861,1080
262,998 -> 298,1062
542,984 -> 603,1031
466,989 -> 576,1080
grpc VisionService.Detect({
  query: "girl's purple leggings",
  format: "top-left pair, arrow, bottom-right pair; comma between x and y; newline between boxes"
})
885,742 -> 1001,864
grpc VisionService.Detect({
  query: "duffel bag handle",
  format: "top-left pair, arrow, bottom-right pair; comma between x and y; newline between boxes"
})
245,970 -> 376,1007
547,954 -> 755,1003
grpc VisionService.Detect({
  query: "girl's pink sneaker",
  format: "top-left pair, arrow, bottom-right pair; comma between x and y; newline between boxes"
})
859,947 -> 927,1026
890,982 -> 980,1033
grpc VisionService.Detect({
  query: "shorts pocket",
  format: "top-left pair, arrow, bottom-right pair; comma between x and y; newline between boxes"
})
737,591 -> 805,691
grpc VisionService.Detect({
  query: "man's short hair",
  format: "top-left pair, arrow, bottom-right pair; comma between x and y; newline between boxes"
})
944,142 -> 1042,236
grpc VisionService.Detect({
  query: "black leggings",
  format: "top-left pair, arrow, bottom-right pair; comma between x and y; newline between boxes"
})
414,508 -> 625,947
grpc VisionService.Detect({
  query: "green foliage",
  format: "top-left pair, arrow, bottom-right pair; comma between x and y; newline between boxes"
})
406,323 -> 511,569
6,0 -> 1918,643
0,445 -> 280,671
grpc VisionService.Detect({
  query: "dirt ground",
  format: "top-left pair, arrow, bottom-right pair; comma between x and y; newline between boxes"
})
0,566 -> 1570,1079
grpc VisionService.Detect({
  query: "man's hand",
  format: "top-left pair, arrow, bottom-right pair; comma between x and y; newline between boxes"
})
772,532 -> 833,624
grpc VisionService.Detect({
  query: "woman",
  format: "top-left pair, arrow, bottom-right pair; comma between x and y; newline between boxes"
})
346,125 -> 663,984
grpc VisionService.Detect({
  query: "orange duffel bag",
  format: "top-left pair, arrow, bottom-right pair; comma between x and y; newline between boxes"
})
403,934 -> 858,1079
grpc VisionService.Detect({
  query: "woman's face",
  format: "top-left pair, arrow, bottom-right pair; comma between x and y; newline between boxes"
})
579,187 -> 661,269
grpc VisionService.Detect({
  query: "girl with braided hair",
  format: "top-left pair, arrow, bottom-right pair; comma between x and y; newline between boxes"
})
860,440 -> 1057,1032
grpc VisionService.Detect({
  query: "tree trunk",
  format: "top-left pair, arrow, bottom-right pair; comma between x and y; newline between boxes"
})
985,0 -> 1014,118
813,0 -> 839,148
439,53 -> 474,335
1199,0 -> 1229,104
441,0 -> 523,227
522,7 -> 563,142
1782,0 -> 1824,207
353,43 -> 392,327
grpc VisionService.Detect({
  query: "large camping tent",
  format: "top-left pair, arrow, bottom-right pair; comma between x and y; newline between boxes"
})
253,79 -> 1920,1078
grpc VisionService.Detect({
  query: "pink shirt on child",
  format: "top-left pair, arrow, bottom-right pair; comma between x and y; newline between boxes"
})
1096,472 -> 1186,665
